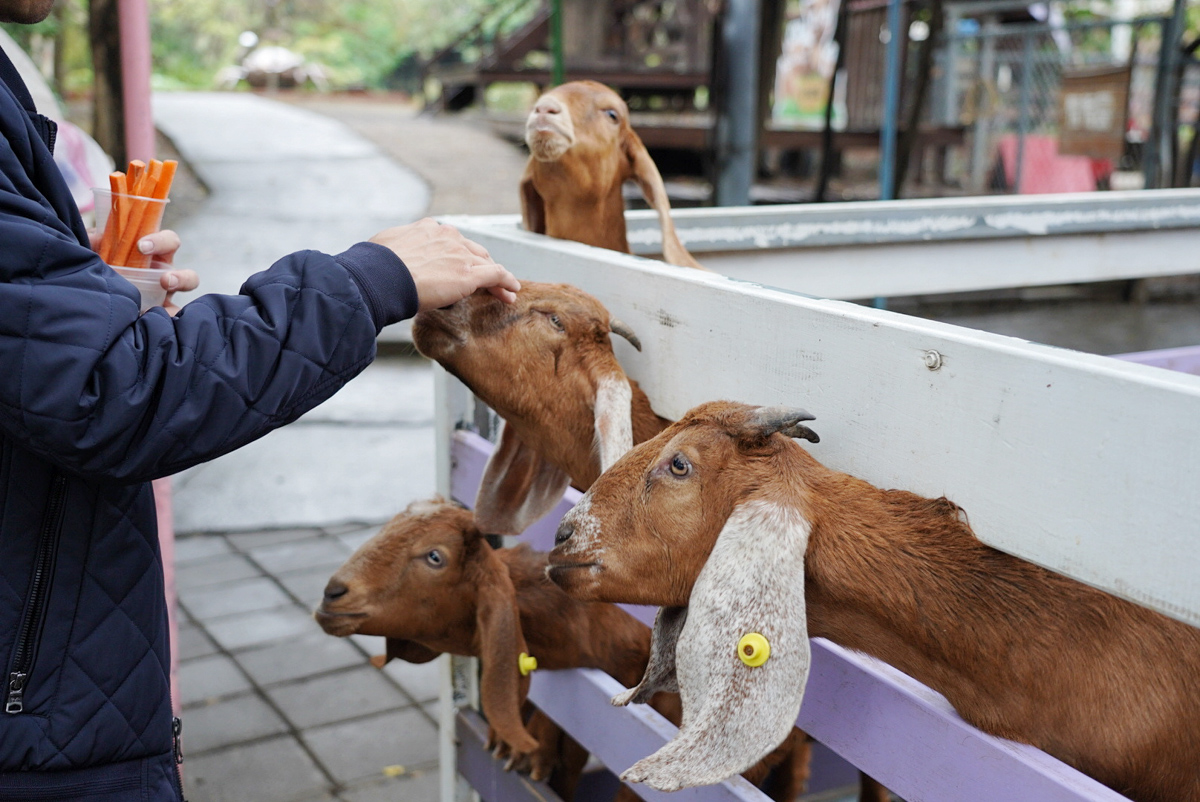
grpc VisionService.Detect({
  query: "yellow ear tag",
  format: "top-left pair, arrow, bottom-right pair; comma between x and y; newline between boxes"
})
518,652 -> 538,676
737,633 -> 770,667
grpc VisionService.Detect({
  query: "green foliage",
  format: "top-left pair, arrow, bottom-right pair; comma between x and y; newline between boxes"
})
143,0 -> 519,90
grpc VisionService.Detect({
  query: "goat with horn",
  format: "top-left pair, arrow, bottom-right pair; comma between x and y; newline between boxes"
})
547,400 -> 1200,802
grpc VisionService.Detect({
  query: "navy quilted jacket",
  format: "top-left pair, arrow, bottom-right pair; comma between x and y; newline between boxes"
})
0,48 -> 417,799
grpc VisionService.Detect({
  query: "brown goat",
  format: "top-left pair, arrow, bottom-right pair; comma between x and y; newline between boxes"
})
547,400 -> 1200,802
315,499 -> 811,802
414,286 -> 888,802
522,80 -> 704,269
412,281 -> 669,535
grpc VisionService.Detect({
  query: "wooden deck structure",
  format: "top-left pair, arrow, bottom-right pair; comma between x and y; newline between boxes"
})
423,0 -> 965,198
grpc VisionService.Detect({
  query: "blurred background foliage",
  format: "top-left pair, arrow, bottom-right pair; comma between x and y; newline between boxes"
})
4,0 -> 1198,97
3,0 -> 507,94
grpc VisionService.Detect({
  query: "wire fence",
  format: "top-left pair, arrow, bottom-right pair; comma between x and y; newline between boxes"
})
930,16 -> 1170,194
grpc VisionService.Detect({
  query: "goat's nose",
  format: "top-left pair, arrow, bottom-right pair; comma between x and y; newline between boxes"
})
533,98 -> 561,115
323,580 -> 349,601
555,519 -> 574,546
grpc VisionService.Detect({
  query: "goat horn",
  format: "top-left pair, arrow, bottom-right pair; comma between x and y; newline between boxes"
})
748,406 -> 820,444
609,319 -> 642,352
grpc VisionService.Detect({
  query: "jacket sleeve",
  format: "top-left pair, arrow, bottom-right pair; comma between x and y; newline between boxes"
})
0,164 -> 418,484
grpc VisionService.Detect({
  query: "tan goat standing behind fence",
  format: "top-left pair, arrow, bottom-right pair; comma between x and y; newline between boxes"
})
522,81 -> 705,270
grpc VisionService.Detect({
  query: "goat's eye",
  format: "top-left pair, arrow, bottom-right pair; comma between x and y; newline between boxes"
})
548,314 -> 564,331
668,454 -> 691,477
425,549 -> 445,567
603,109 -> 619,122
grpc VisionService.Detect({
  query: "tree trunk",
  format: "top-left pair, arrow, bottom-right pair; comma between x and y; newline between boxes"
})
892,0 -> 943,198
89,0 -> 125,166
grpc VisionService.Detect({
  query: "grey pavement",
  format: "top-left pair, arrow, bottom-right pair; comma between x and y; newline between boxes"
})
152,92 -> 443,802
154,92 -> 436,534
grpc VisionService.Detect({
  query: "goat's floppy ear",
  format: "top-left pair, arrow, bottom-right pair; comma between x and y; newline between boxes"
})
371,638 -> 441,669
475,549 -> 539,757
520,164 -> 546,235
476,420 -> 571,536
621,499 -> 812,791
622,127 -> 705,270
612,605 -> 685,706
594,374 -> 635,472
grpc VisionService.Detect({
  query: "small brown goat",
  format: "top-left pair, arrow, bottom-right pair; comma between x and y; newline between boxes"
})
547,401 -> 1200,802
412,281 -> 669,535
523,80 -> 703,269
315,499 -> 811,802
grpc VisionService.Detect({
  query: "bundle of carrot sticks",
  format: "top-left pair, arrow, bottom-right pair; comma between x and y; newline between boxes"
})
98,158 -> 178,268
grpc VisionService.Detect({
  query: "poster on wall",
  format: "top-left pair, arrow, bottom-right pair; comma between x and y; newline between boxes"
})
772,0 -> 846,130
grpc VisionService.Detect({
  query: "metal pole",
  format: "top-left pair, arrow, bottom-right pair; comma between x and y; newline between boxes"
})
714,0 -> 761,207
1144,0 -> 1186,188
549,0 -> 564,87
969,15 -> 998,194
117,0 -> 154,163
938,4 -> 962,126
878,0 -> 903,200
1013,32 -> 1033,193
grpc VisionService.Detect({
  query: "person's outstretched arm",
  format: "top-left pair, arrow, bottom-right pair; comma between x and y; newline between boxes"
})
0,177 -> 518,483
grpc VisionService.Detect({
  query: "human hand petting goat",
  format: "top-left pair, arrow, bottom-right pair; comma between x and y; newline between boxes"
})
371,217 -> 520,309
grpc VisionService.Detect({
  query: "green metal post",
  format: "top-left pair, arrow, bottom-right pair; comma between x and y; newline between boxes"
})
550,0 -> 564,86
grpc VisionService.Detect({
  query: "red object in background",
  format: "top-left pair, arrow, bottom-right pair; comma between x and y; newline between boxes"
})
996,134 -> 1097,194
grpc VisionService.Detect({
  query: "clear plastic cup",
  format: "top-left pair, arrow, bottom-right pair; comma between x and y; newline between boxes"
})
112,263 -> 170,312
92,188 -> 170,270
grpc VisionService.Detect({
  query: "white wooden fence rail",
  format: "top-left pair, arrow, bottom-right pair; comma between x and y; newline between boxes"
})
442,188 -> 1200,300
433,194 -> 1200,802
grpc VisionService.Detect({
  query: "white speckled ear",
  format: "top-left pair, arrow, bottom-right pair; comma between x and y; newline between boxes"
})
594,374 -> 634,473
620,500 -> 811,791
612,605 -> 686,706
476,420 -> 571,536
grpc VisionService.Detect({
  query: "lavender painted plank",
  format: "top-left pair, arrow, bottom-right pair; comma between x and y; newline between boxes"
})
453,432 -> 1134,802
451,430 -> 656,628
457,708 -> 564,802
1113,344 -> 1200,376
529,669 -> 768,802
798,640 -> 1130,802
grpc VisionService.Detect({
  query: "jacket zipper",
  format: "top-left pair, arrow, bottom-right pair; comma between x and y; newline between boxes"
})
6,473 -> 67,715
173,716 -> 187,800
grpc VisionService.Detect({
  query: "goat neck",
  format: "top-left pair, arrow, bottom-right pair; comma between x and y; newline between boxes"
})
500,544 -> 651,689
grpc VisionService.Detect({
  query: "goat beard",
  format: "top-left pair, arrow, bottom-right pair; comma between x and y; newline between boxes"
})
526,131 -> 573,162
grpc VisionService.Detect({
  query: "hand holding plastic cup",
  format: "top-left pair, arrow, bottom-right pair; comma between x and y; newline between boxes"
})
93,188 -> 170,270
92,158 -> 180,311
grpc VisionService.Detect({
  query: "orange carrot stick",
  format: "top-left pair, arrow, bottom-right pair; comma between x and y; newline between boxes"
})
116,160 -> 179,267
99,171 -> 127,263
127,160 -> 146,195
116,161 -> 166,266
151,161 -> 177,200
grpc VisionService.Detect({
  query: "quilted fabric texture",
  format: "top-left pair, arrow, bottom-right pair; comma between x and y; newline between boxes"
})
1,46 -> 412,798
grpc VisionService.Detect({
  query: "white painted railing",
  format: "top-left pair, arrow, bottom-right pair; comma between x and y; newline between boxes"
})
435,194 -> 1200,802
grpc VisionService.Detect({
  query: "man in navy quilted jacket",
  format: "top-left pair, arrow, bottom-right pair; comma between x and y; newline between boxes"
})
0,2 -> 521,799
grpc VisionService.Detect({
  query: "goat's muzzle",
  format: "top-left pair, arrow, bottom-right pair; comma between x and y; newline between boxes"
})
554,519 -> 574,546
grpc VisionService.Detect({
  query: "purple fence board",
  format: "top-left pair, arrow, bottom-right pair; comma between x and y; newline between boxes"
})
457,709 -> 564,802
529,669 -> 768,802
451,431 -> 1133,802
1113,344 -> 1200,376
